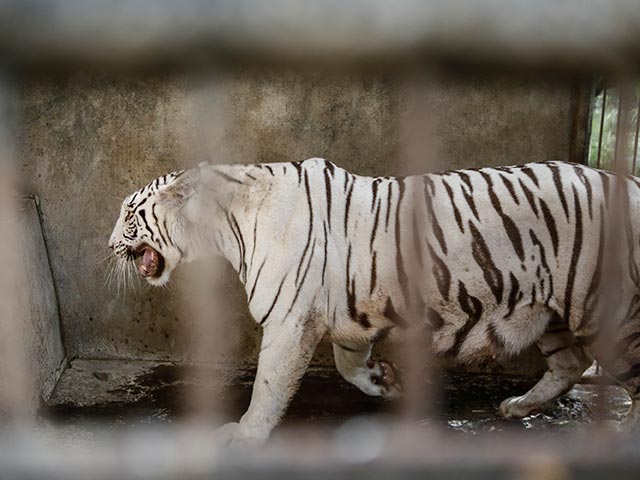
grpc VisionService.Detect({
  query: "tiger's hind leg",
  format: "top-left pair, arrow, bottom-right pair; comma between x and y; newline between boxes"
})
610,345 -> 640,430
500,315 -> 592,419
332,343 -> 402,399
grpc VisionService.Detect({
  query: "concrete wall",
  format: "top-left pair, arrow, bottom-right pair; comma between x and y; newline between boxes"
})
19,197 -> 66,400
18,70 -> 578,372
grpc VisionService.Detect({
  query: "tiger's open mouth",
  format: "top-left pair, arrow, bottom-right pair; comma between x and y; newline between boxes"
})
133,245 -> 165,278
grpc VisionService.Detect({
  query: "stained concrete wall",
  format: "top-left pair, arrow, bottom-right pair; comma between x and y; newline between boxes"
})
19,197 -> 66,400
17,70 -> 578,372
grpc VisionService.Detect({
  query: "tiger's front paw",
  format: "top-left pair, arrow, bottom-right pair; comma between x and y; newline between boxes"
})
214,422 -> 269,450
499,396 -> 537,419
367,359 -> 403,399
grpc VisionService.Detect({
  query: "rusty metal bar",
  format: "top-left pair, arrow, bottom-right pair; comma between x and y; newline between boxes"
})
633,95 -> 640,174
613,90 -> 625,170
593,82 -> 634,431
395,73 -> 441,424
0,72 -> 34,423
596,87 -> 608,169
568,83 -> 593,165
1,0 -> 640,71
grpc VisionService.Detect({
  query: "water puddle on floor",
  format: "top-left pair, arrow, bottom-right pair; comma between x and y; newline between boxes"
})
43,361 -> 633,436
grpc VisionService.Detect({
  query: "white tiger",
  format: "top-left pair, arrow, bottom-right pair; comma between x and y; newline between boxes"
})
109,158 -> 640,445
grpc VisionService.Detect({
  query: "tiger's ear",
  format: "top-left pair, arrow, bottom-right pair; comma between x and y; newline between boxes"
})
158,168 -> 201,206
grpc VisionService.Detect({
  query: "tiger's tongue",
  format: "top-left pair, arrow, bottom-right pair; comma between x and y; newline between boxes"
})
138,247 -> 159,277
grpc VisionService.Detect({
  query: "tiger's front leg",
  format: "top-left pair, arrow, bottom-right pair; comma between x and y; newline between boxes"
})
216,314 -> 325,448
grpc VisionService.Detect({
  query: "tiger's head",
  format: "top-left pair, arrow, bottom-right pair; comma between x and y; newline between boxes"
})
108,168 -> 201,287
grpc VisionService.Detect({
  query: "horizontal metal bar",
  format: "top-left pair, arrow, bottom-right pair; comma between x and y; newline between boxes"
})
1,425 -> 640,479
1,0 -> 640,71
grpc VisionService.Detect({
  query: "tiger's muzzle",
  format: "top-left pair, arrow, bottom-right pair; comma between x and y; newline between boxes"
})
113,242 -> 165,279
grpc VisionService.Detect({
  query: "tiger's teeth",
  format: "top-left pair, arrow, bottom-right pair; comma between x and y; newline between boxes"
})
138,246 -> 159,277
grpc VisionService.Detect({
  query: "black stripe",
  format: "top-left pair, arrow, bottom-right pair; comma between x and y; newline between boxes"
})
574,166 -> 593,220
137,209 -> 157,243
441,177 -> 464,233
345,244 -> 370,328
482,171 -> 525,263
233,214 -> 248,281
344,178 -> 354,236
324,166 -> 333,231
486,323 -> 505,351
295,171 -> 314,284
498,173 -> 520,205
598,171 -> 610,210
505,272 -> 521,318
411,208 -> 425,269
456,171 -> 478,219
562,185 -> 583,324
394,178 -> 410,306
539,199 -> 559,257
469,221 -> 504,304
517,178 -> 539,217
285,239 -> 315,318
322,222 -> 328,286
212,169 -> 243,184
521,166 -> 540,187
530,283 -> 537,307
578,204 -> 605,332
162,218 -> 174,246
457,171 -> 474,192
385,181 -> 393,231
228,213 -> 247,282
151,204 -> 169,246
249,214 -> 258,270
370,200 -> 381,252
371,179 -> 380,211
426,182 -> 447,255
541,345 -> 569,357
260,275 -> 287,324
427,308 -> 444,330
346,244 -> 355,319
529,229 -> 550,274
292,161 -> 303,184
248,259 -> 266,302
548,164 -> 569,220
428,242 -> 451,301
384,298 -> 408,328
370,250 -> 378,295
449,281 -> 483,356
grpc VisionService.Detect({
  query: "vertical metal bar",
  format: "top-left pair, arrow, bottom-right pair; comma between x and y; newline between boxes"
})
180,72 -> 231,426
613,91 -> 625,172
596,87 -> 607,169
395,73 -> 441,426
0,71 -> 33,424
632,95 -> 640,175
593,82 -> 633,433
568,83 -> 592,165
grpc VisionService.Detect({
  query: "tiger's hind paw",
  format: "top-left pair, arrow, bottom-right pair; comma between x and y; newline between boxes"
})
499,396 -> 538,419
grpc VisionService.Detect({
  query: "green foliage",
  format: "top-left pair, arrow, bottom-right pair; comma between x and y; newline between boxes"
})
588,85 -> 640,174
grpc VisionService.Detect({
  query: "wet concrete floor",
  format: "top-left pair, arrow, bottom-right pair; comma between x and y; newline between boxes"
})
44,360 -> 632,435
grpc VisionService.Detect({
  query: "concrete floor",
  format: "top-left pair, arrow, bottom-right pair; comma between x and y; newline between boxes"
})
43,359 -> 633,435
